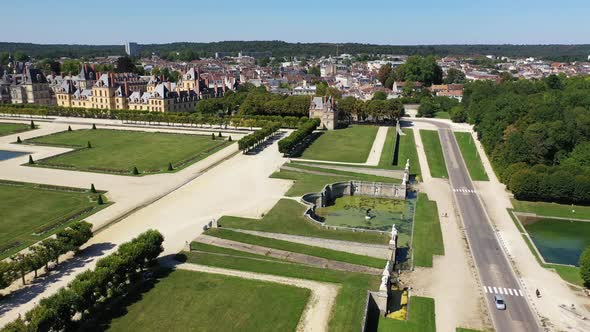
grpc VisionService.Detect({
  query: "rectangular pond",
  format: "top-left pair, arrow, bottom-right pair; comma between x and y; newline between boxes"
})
0,150 -> 29,161
520,215 -> 590,266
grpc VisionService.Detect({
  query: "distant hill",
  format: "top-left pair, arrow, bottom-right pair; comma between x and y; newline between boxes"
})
1,41 -> 589,61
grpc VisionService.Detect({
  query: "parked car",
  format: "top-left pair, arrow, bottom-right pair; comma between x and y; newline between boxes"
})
494,295 -> 506,310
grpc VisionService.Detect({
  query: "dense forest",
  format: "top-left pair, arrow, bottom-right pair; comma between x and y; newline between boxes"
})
1,41 -> 589,60
462,76 -> 590,204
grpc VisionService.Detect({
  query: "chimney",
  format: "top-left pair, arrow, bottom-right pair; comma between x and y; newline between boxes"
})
124,79 -> 129,96
84,63 -> 88,74
91,64 -> 96,73
214,83 -> 218,95
196,79 -> 201,97
167,81 -> 171,92
205,77 -> 209,88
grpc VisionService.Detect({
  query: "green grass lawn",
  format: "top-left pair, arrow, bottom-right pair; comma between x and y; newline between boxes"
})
398,129 -> 421,179
511,199 -> 590,220
456,328 -> 484,332
507,209 -> 584,286
412,193 -> 444,268
182,251 -> 379,332
26,129 -> 231,175
104,269 -> 310,332
378,126 -> 398,169
219,199 -> 388,245
377,296 -> 435,332
454,132 -> 489,181
420,130 -> 448,178
435,111 -> 450,119
300,125 -> 378,163
206,228 -> 386,268
0,181 -> 108,258
0,122 -> 31,136
190,242 -> 283,261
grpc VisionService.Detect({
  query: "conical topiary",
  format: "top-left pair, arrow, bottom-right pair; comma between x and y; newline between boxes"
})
218,131 -> 222,137
68,125 -> 72,131
92,123 -> 97,130
16,136 -> 22,143
211,133 -> 215,140
228,136 -> 232,142
28,155 -> 34,164
97,194 -> 104,205
30,120 -> 35,129
90,183 -> 97,193
132,166 -> 139,175
168,162 -> 173,171
87,141 -> 92,149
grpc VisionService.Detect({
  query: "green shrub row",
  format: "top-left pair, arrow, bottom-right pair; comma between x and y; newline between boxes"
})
278,119 -> 320,154
2,230 -> 164,332
238,123 -> 280,152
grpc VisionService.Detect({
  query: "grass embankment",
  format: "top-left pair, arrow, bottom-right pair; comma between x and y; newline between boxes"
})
25,129 -> 231,175
0,122 -> 31,136
272,167 -> 399,197
397,129 -> 421,178
182,251 -> 379,332
456,328 -> 484,332
190,242 -> 283,261
104,269 -> 310,332
378,126 -> 398,169
377,296 -> 436,332
0,181 -> 109,258
454,132 -> 489,181
511,199 -> 590,220
300,125 -> 378,163
420,130 -> 448,178
206,228 -> 386,268
412,193 -> 444,267
285,162 -> 401,183
219,199 -> 388,245
435,111 -> 450,119
507,209 -> 583,286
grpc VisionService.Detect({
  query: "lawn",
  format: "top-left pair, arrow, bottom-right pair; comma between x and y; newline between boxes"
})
511,199 -> 590,220
0,181 -> 108,258
219,199 -> 389,245
435,111 -> 450,119
412,193 -> 444,268
104,269 -> 310,332
206,228 -> 387,268
25,129 -> 231,175
420,130 -> 448,178
0,122 -> 32,136
300,125 -> 378,163
190,241 -> 283,261
378,126 -> 398,169
398,129 -> 421,178
454,132 -> 489,181
377,296 -> 436,332
182,251 -> 379,332
272,166 -> 399,197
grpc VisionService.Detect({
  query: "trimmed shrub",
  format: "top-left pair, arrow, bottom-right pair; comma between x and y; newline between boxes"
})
68,125 -> 72,131
92,123 -> 97,130
30,120 -> 35,129
168,162 -> 173,171
28,155 -> 34,164
211,133 -> 215,140
16,136 -> 21,143
278,118 -> 320,154
218,131 -> 222,137
97,194 -> 104,205
228,136 -> 232,142
132,166 -> 139,175
87,141 -> 92,149
90,183 -> 97,193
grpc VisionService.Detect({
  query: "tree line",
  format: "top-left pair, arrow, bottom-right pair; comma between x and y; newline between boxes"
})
0,221 -> 93,290
278,119 -> 320,155
238,123 -> 280,152
2,230 -> 164,332
462,75 -> 590,204
337,96 -> 405,123
377,56 -> 443,88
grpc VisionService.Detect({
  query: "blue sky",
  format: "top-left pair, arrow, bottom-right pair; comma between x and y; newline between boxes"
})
3,0 -> 589,45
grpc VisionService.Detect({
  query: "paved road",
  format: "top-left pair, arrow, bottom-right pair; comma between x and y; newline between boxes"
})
415,119 -> 539,332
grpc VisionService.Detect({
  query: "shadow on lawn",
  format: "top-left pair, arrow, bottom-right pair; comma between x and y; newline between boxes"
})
0,242 -> 116,315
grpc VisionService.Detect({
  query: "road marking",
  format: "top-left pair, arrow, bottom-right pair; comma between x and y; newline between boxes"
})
518,290 -> 524,296
492,287 -> 498,293
508,288 -> 514,296
484,286 -> 523,297
452,188 -> 477,194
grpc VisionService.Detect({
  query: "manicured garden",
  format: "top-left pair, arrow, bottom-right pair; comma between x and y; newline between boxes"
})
378,126 -> 398,169
0,181 -> 109,258
300,125 -> 378,163
205,228 -> 387,268
454,132 -> 489,181
412,193 -> 444,268
182,250 -> 379,332
0,122 -> 32,136
398,128 -> 421,178
105,269 -> 310,332
218,199 -> 389,245
25,129 -> 231,175
420,130 -> 448,178
377,296 -> 436,332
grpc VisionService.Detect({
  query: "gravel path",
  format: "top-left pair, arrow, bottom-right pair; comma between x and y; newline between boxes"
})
227,229 -> 390,259
195,234 -> 383,274
170,261 -> 340,332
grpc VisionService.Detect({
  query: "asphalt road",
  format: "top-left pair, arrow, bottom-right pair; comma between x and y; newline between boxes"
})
415,119 -> 540,332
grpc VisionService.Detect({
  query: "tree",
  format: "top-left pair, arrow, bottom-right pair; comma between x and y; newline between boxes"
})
0,261 -> 14,289
41,238 -> 65,265
450,105 -> 467,122
61,60 -> 80,75
308,66 -> 320,77
29,246 -> 47,278
116,55 -> 138,73
372,91 -> 388,100
377,64 -> 392,85
14,51 -> 29,62
444,68 -> 466,84
580,246 -> 590,287
11,253 -> 32,285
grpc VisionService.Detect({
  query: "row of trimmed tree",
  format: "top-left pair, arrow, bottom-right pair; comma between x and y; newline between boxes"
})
238,123 -> 280,153
0,221 -> 93,290
2,230 -> 164,332
278,119 -> 320,155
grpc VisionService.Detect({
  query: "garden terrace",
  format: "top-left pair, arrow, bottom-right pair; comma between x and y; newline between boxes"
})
299,125 -> 378,163
0,180 -> 109,259
24,129 -> 231,175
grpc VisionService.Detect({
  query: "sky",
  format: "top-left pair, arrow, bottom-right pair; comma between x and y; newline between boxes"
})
3,0 -> 590,45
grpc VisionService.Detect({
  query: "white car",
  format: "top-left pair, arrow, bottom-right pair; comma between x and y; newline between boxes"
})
494,295 -> 506,310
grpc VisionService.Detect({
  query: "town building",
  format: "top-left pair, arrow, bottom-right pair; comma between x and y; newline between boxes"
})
9,68 -> 54,105
309,96 -> 341,130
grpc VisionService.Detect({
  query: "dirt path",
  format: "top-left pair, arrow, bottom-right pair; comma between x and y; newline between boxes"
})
170,261 -> 340,332
228,229 -> 390,259
195,234 -> 383,274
